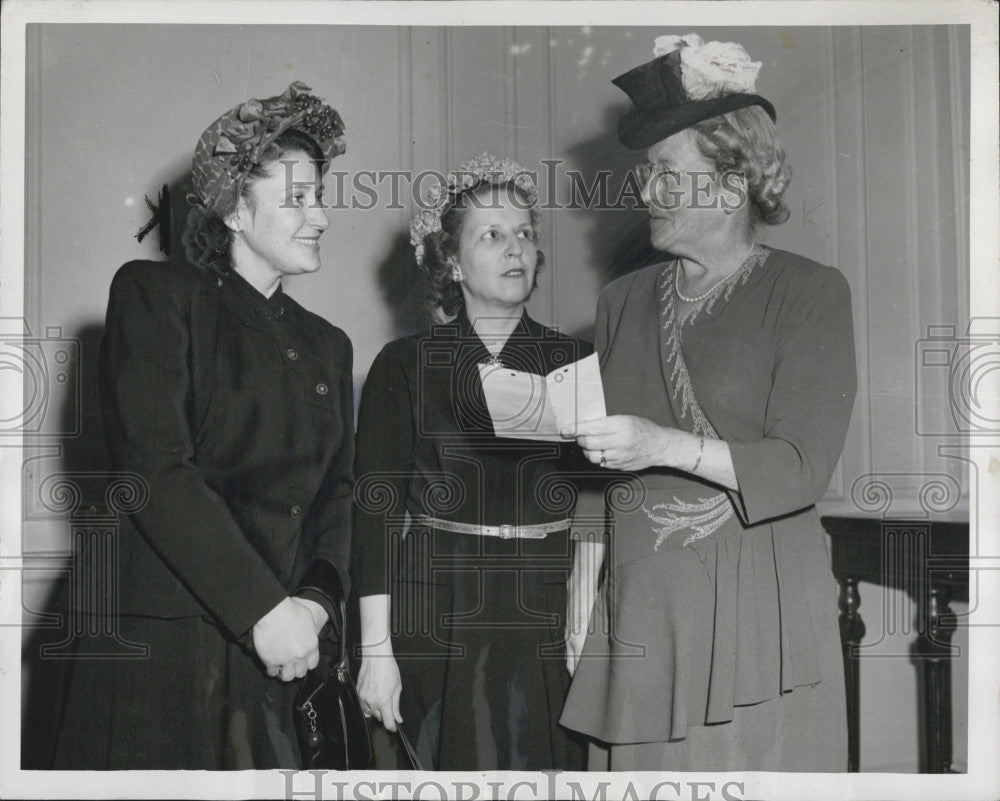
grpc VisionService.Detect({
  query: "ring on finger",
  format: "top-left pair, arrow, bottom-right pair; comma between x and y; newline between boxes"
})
600,450 -> 607,468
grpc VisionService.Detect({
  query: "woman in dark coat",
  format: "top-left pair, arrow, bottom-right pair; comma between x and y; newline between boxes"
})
351,154 -> 587,771
560,34 -> 856,771
53,82 -> 354,769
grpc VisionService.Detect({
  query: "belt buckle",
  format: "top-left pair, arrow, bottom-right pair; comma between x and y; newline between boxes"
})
499,524 -> 516,540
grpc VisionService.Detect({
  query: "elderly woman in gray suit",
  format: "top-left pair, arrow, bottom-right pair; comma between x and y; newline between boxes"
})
560,34 -> 856,772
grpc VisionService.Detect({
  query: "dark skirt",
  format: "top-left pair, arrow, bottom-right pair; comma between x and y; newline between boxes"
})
52,614 -> 301,770
392,526 -> 585,771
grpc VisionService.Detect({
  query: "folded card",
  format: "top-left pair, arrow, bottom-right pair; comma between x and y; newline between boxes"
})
478,352 -> 607,441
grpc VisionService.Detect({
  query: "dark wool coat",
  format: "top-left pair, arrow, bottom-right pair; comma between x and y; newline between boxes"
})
52,260 -> 354,769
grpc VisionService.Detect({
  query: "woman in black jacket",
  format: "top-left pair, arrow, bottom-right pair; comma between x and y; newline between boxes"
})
53,82 -> 354,770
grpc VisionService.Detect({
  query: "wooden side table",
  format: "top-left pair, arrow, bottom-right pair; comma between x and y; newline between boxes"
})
821,516 -> 968,773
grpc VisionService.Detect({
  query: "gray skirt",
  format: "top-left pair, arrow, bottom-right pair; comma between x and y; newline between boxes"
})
587,679 -> 847,772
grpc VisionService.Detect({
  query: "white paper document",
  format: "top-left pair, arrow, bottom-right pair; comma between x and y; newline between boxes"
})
477,352 -> 607,441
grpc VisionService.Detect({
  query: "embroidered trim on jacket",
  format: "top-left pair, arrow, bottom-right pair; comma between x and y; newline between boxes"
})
644,493 -> 733,549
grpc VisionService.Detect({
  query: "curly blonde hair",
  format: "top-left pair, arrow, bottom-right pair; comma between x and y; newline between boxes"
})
690,104 -> 791,229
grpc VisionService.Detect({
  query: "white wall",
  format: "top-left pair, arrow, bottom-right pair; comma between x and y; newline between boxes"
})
21,23 -> 970,772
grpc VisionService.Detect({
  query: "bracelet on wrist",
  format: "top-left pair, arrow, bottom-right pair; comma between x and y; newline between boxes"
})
691,435 -> 705,473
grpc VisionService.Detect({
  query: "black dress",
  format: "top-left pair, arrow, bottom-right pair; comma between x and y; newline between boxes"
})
51,260 -> 354,769
351,310 -> 589,771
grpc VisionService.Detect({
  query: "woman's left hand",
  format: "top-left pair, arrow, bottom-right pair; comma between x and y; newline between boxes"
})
564,415 -> 673,472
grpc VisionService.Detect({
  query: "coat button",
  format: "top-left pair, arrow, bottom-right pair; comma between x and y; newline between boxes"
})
315,382 -> 328,395
290,505 -> 302,518
287,348 -> 298,360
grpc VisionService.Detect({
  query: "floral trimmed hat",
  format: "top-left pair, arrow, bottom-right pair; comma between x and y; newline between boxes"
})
613,34 -> 776,149
409,152 -> 539,268
190,81 -> 345,216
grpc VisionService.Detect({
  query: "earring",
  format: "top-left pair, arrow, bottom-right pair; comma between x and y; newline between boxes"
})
452,264 -> 464,282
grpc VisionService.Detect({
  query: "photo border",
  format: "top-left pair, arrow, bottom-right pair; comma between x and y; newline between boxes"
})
1,2 -> 997,799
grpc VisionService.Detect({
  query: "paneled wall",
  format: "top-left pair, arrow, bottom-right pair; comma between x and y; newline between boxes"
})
22,24 -> 970,771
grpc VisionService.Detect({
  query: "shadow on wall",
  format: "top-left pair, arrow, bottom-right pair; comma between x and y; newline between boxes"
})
21,319 -> 108,769
565,105 -> 664,289
20,171 -> 192,768
375,230 -> 429,339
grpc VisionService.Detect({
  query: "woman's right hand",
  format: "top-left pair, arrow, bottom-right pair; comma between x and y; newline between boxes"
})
565,538 -> 606,677
356,650 -> 403,732
565,622 -> 588,677
252,597 -> 321,681
565,578 -> 595,677
357,594 -> 403,731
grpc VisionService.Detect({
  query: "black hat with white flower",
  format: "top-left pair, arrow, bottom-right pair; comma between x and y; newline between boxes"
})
613,34 -> 776,149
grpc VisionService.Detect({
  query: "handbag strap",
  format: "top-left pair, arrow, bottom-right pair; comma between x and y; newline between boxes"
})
392,726 -> 423,771
294,559 -> 349,666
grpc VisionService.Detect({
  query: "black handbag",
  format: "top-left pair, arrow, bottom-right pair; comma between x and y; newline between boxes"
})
294,639 -> 376,770
292,561 -> 423,771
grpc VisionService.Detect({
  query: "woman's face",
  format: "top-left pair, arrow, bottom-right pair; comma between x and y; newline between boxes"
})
640,128 -> 733,254
232,150 -> 329,282
454,188 -> 538,313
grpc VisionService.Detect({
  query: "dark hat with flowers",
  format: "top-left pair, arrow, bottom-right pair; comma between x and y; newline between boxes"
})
190,81 -> 345,216
613,33 -> 776,149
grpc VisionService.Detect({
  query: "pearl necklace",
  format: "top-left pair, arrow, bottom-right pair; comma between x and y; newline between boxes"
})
675,240 -> 756,303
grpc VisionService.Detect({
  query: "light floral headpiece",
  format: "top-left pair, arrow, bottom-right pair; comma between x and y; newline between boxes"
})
613,33 -> 775,149
409,152 -> 539,268
652,33 -> 762,99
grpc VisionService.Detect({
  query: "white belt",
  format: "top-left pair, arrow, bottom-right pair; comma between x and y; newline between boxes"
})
416,515 -> 571,540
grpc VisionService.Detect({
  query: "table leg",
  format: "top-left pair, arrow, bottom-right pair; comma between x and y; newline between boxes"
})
838,576 -> 865,772
921,583 -> 955,773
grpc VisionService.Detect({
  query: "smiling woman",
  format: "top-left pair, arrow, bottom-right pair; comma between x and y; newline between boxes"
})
229,143 -> 330,293
50,83 -> 355,770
